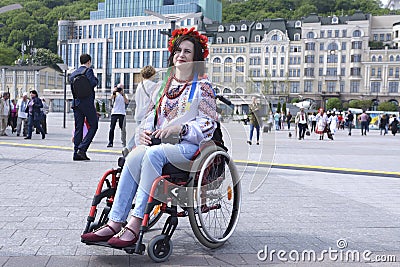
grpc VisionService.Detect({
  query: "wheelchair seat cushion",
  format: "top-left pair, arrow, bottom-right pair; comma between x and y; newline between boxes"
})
162,163 -> 190,183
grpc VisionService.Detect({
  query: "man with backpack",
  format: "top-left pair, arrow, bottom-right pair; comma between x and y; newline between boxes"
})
69,54 -> 99,161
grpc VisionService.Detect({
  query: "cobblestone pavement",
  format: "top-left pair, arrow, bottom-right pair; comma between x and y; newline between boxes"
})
0,114 -> 399,266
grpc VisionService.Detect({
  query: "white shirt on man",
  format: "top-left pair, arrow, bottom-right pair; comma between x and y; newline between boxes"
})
17,98 -> 28,118
111,93 -> 126,115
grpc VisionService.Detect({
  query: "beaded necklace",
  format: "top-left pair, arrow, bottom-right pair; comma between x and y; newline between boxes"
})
165,75 -> 192,99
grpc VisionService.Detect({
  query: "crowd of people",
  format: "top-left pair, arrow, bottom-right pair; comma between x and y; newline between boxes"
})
266,108 -> 399,140
0,91 -> 48,139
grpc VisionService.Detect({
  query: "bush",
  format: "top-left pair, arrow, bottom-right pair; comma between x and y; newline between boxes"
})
277,102 -> 281,113
349,99 -> 372,111
326,97 -> 342,110
101,102 -> 106,113
378,101 -> 398,111
282,102 -> 287,115
291,98 -> 299,103
95,101 -> 100,112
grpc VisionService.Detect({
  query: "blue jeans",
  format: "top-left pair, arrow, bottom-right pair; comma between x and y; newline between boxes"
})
109,143 -> 199,221
249,124 -> 260,142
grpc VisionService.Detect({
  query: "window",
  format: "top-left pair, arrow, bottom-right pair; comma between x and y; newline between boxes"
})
124,52 -> 131,68
351,54 -> 361,62
379,34 -> 384,41
352,41 -> 362,49
370,81 -> 381,93
341,55 -> 346,63
218,25 -> 224,32
273,46 -> 277,53
290,82 -> 300,93
342,29 -> 347,37
377,68 -> 382,77
320,43 -> 324,51
318,81 -> 322,92
152,51 -> 160,68
319,55 -> 324,63
305,55 -> 314,63
327,42 -> 338,51
265,57 -> 269,65
341,68 -> 346,76
326,68 -> 337,76
143,51 -> 150,66
335,30 -> 339,37
271,34 -> 279,41
304,68 -> 314,77
350,81 -> 360,93
255,35 -> 261,42
397,55 -> 400,61
353,30 -> 361,37
390,55 -> 394,62
328,30 -> 332,38
228,36 -> 234,44
241,24 -> 247,31
304,81 -> 313,92
236,57 -> 245,72
350,68 -> 361,76
239,36 -> 245,43
341,42 -> 346,50
115,52 -> 121,68
280,57 -> 284,65
386,33 -> 392,41
305,42 -> 315,50
281,46 -> 284,53
256,23 -> 262,30
371,68 -> 375,76
307,31 -> 315,39
327,81 -> 336,92
378,56 -> 382,62
294,33 -> 300,41
373,34 -> 378,41
229,25 -> 235,31
216,37 -> 222,44
389,68 -> 394,77
320,30 -> 325,38
389,82 -> 399,93
327,54 -> 338,63
213,57 -> 221,73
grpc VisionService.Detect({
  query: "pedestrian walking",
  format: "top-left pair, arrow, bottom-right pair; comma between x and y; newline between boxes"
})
9,99 -> 17,133
70,54 -> 99,161
295,107 -> 308,140
315,108 -> 328,140
0,92 -> 10,136
359,110 -> 369,136
274,112 -> 280,130
16,92 -> 29,137
389,115 -> 399,136
310,112 -> 317,132
329,110 -> 339,137
107,84 -> 128,147
286,112 -> 292,130
379,114 -> 387,135
123,66 -> 157,156
346,110 -> 354,136
25,90 -> 45,140
247,96 -> 261,145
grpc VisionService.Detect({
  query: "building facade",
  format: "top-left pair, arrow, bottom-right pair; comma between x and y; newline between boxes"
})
206,11 -> 400,111
0,66 -> 64,111
57,0 -> 221,105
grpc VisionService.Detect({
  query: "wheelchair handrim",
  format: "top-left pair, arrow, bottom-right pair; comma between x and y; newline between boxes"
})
196,150 -> 241,243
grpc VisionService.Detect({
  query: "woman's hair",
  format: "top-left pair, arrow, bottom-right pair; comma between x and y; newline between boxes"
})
167,34 -> 206,75
141,65 -> 156,79
30,90 -> 38,97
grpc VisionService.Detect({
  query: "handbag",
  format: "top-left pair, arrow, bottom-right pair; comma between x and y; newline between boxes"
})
305,129 -> 310,136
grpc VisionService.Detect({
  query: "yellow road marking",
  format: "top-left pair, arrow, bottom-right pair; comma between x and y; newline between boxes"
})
1,141 -> 399,176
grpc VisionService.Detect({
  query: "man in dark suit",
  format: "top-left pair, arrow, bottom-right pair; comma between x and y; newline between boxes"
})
69,54 -> 98,161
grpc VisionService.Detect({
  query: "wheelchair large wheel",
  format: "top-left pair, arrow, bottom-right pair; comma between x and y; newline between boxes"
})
188,148 -> 241,248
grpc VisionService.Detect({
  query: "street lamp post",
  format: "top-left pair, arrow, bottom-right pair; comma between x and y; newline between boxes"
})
57,63 -> 68,128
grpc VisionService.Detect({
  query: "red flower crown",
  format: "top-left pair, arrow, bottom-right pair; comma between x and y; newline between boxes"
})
168,27 -> 209,59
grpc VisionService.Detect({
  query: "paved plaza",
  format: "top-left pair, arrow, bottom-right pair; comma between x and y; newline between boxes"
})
0,113 -> 399,266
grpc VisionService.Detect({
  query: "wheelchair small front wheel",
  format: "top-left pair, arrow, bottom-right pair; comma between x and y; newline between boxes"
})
147,234 -> 173,263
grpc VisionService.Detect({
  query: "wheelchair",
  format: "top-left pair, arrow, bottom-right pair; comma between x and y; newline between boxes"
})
81,122 -> 241,262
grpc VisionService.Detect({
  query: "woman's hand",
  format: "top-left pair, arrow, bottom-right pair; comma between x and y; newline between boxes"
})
139,130 -> 153,145
153,125 -> 181,139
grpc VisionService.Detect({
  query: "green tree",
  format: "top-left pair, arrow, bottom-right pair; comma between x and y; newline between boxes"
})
0,43 -> 19,65
282,102 -> 287,115
349,99 -> 372,110
277,102 -> 281,113
378,101 -> 398,111
326,97 -> 342,110
291,98 -> 299,103
32,48 -> 63,67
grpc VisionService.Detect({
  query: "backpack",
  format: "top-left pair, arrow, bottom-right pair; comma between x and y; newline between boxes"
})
71,68 -> 92,99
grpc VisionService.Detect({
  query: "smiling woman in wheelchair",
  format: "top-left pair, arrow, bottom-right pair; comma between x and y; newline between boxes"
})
81,28 -> 218,248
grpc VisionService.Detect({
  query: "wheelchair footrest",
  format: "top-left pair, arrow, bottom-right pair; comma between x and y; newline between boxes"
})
81,240 -> 145,255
